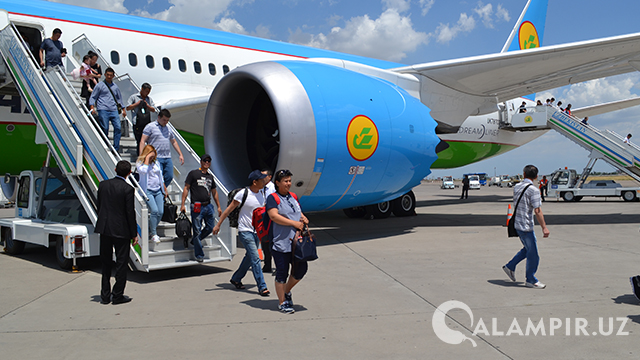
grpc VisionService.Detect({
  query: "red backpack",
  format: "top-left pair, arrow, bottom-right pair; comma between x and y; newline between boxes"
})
253,192 -> 298,242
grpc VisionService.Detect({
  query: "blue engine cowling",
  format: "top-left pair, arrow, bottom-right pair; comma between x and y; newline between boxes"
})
204,60 -> 440,211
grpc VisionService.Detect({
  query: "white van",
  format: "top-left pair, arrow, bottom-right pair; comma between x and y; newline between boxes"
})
441,176 -> 455,189
469,175 -> 481,190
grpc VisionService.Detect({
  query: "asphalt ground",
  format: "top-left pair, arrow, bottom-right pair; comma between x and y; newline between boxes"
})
1,182 -> 640,359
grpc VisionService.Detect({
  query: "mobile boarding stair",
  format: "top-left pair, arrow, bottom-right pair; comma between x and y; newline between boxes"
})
506,105 -> 640,184
0,16 -> 233,271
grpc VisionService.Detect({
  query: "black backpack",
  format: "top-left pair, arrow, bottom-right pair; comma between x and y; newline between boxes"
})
134,98 -> 151,132
227,188 -> 248,228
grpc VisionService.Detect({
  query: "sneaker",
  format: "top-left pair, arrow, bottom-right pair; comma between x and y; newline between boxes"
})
502,265 -> 516,282
151,235 -> 161,244
525,281 -> 546,289
196,257 -> 204,263
285,292 -> 293,306
279,302 -> 295,314
630,276 -> 640,301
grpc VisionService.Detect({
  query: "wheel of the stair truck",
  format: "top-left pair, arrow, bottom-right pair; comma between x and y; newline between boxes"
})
2,227 -> 25,255
343,207 -> 367,218
562,192 -> 575,202
392,191 -> 416,217
364,201 -> 392,219
573,196 -> 583,202
622,191 -> 637,202
55,236 -> 73,270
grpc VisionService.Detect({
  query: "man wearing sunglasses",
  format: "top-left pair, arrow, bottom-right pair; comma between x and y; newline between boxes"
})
180,154 -> 221,262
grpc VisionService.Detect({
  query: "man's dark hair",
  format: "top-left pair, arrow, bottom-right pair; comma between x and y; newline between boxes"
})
53,28 -> 62,35
523,165 -> 538,180
141,82 -> 152,90
262,169 -> 273,176
158,108 -> 171,118
105,67 -> 115,75
88,51 -> 98,58
115,160 -> 131,177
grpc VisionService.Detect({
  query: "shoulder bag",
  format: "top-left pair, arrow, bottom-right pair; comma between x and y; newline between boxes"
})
507,184 -> 532,237
293,225 -> 318,261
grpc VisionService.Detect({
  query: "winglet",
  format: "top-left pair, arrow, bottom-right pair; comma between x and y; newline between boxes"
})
501,0 -> 549,53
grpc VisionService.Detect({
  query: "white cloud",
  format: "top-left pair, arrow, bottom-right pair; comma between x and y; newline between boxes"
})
495,4 -> 510,22
383,0 -> 410,13
435,13 -> 475,44
47,0 -> 128,14
289,8 -> 429,62
419,0 -> 436,16
474,2 -> 493,28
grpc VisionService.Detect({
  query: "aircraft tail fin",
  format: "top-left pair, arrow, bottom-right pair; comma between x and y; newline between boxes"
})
501,0 -> 549,53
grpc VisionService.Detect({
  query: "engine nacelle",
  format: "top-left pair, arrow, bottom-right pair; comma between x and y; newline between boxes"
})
204,60 -> 440,211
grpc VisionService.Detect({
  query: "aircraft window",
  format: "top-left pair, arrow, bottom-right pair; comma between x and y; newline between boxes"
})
208,63 -> 216,76
163,57 -> 171,70
223,65 -> 230,74
129,53 -> 137,67
178,59 -> 186,72
146,55 -> 154,69
111,51 -> 120,65
194,61 -> 201,74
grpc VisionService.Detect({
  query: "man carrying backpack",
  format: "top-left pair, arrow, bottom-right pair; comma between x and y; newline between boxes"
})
126,83 -> 156,156
180,154 -> 221,263
213,170 -> 270,296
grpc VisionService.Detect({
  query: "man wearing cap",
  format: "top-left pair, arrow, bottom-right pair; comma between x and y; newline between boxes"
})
213,170 -> 270,296
180,154 -> 221,262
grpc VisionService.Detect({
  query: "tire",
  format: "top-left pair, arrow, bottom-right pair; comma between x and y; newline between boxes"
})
562,192 -> 575,202
343,207 -> 367,219
392,191 -> 416,217
55,236 -> 73,270
573,196 -> 583,202
622,191 -> 637,202
364,201 -> 392,219
2,227 -> 25,255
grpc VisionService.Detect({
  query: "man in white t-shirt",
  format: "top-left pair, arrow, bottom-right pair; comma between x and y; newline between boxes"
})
213,170 -> 270,296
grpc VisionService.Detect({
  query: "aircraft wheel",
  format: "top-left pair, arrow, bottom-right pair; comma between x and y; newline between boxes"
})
55,236 -> 73,270
562,192 -> 575,202
365,201 -> 392,219
622,191 -> 637,202
392,191 -> 416,217
343,207 -> 367,219
2,227 -> 25,255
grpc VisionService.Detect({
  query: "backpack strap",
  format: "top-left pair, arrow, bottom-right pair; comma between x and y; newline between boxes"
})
270,192 -> 281,205
290,192 -> 298,201
238,187 -> 248,210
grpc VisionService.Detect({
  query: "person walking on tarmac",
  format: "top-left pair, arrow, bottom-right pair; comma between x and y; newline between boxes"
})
539,175 -> 549,201
460,175 -> 470,200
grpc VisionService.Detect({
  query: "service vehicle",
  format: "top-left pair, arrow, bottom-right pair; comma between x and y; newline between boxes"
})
441,176 -> 455,189
547,168 -> 640,202
468,175 -> 481,190
500,175 -> 512,187
488,176 -> 501,186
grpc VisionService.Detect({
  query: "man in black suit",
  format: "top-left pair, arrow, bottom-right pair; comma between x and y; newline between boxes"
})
95,161 -> 138,305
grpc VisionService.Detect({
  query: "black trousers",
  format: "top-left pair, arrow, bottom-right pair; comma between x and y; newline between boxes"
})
100,234 -> 130,302
461,186 -> 469,199
261,239 -> 273,271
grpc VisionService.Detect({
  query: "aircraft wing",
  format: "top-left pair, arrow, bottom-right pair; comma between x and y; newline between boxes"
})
154,93 -> 210,135
572,97 -> 640,119
392,32 -> 640,127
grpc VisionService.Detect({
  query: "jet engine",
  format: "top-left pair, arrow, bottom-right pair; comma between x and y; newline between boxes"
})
204,60 -> 440,213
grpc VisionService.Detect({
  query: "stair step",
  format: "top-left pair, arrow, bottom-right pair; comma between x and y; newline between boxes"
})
147,256 -> 231,271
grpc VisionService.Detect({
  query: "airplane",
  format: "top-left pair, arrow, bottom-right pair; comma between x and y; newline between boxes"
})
2,0 -> 640,218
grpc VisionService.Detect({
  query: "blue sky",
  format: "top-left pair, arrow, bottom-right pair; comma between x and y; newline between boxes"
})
48,0 -> 640,178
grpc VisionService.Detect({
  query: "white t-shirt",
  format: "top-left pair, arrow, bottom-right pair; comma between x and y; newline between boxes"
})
234,188 -> 265,233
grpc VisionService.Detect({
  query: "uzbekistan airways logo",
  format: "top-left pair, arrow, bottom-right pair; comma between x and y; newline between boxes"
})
518,21 -> 539,49
524,115 -> 533,123
347,115 -> 379,161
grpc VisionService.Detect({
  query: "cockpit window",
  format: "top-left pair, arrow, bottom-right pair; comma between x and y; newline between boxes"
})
128,53 -> 137,67
110,51 -> 119,65
146,55 -> 154,69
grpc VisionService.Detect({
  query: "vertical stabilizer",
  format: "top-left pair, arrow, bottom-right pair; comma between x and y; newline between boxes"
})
501,0 -> 548,53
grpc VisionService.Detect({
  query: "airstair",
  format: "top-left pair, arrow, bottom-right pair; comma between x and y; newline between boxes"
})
0,18 -> 234,271
507,105 -> 640,183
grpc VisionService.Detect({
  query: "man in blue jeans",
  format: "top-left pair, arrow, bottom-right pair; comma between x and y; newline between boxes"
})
213,170 -> 270,297
89,67 -> 126,151
180,154 -> 221,262
503,165 -> 550,289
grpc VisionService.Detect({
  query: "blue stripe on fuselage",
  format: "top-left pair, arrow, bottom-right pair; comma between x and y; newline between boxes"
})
5,0 -> 402,70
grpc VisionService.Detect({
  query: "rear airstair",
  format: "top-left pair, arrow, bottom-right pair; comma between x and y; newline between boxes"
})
507,105 -> 640,183
0,17 -> 233,271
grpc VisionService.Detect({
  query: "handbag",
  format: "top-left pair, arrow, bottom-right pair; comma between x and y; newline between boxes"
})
162,197 -> 178,223
293,225 -> 318,261
175,211 -> 192,248
507,184 -> 532,237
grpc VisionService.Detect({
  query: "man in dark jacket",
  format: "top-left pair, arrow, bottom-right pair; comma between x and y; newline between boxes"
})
95,161 -> 138,305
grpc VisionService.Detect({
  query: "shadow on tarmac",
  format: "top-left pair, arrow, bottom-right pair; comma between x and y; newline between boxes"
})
487,279 -> 525,287
240,298 -> 308,313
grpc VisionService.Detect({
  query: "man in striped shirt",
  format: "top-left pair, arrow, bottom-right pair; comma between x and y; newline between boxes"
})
503,165 -> 550,289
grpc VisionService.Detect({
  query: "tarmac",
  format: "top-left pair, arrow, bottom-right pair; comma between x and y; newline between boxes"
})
1,182 -> 640,359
